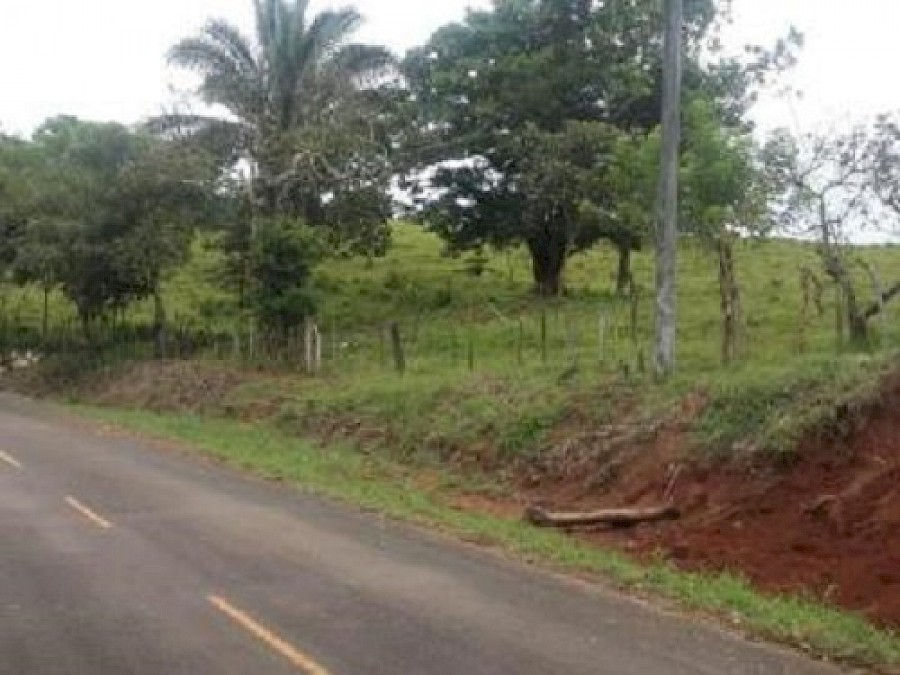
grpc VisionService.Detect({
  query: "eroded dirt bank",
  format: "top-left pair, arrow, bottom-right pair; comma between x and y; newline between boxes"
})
522,378 -> 900,628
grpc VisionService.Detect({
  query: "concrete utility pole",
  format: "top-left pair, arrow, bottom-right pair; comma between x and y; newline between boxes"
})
654,0 -> 683,378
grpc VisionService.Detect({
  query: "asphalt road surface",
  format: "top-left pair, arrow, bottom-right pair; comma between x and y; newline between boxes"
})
0,393 -> 844,674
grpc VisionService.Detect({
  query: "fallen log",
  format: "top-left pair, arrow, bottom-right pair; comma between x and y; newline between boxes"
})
525,504 -> 680,529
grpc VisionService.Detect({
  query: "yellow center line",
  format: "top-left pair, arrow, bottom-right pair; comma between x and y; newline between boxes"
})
65,496 -> 113,530
207,595 -> 331,675
0,451 -> 22,469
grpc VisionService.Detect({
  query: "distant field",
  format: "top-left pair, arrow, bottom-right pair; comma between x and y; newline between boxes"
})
5,221 -> 898,375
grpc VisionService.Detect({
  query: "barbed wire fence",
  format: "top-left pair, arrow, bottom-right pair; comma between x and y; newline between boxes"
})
1,271 -> 896,381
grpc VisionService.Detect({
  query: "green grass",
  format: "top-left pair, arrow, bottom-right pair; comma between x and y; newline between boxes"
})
213,347 -> 898,473
693,350 -> 899,458
74,404 -> 900,670
7,223 -> 900,373
310,225 -> 900,375
218,225 -> 898,467
10,222 -> 898,466
268,368 -> 613,465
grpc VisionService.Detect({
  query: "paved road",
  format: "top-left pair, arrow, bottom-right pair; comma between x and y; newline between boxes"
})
0,393 -> 843,675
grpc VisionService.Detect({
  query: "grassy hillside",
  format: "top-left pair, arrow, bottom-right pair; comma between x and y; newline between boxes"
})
175,222 -> 900,375
217,224 -> 900,457
6,222 -> 899,364
7,222 -> 898,463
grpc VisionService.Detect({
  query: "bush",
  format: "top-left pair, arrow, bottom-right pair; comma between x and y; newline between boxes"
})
247,218 -> 323,336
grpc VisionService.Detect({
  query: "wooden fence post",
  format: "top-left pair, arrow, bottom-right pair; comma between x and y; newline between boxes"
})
834,282 -> 845,350
304,318 -> 322,375
598,310 -> 607,368
517,318 -> 525,366
799,268 -> 810,354
566,311 -> 579,370
330,317 -> 338,364
389,321 -> 405,374
630,282 -> 640,345
540,309 -> 548,364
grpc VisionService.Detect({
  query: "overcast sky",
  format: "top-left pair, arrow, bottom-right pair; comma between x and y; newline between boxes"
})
1,1 -> 899,137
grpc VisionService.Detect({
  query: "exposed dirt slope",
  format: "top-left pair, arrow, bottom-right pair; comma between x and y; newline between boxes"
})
523,377 -> 900,628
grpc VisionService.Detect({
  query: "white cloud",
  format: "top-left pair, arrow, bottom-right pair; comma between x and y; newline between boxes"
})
2,0 -> 899,140
725,0 -> 900,134
0,0 -> 489,136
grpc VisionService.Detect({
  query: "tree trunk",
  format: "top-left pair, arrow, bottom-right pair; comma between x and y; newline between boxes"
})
79,310 -> 94,348
654,0 -> 683,379
525,504 -> 680,529
717,238 -> 740,365
847,295 -> 868,344
616,245 -> 633,297
152,288 -> 168,359
823,250 -> 868,345
799,268 -> 812,354
389,321 -> 405,374
527,231 -> 567,297
237,251 -> 250,311
42,286 -> 49,343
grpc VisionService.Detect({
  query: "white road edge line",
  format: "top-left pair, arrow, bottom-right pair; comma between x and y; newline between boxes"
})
65,496 -> 113,530
0,450 -> 22,469
208,595 -> 331,675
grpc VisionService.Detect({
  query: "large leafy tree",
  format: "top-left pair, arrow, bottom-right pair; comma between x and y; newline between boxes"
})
425,120 -> 622,296
246,218 -> 323,337
681,99 -> 771,364
400,0 -> 720,296
401,0 -> 801,297
162,0 -> 395,252
0,134 -> 44,275
580,98 -> 771,361
580,131 -> 660,296
11,117 -> 214,343
24,117 -> 144,332
113,139 -> 219,354
10,219 -> 66,339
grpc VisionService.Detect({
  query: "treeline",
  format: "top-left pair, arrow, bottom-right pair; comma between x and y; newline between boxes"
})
0,0 -> 898,366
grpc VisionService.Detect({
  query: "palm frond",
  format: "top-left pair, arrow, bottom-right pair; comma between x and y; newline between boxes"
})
168,36 -> 249,86
168,30 -> 263,121
253,0 -> 287,65
203,19 -> 259,76
291,0 -> 310,42
306,7 -> 363,65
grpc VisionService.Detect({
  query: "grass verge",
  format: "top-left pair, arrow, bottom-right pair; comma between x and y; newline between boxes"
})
692,351 -> 898,459
75,404 -> 900,670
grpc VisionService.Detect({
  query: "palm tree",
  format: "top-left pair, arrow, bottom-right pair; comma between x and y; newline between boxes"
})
158,0 -> 393,213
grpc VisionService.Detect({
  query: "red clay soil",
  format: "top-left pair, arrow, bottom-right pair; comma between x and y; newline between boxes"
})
520,381 -> 900,629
